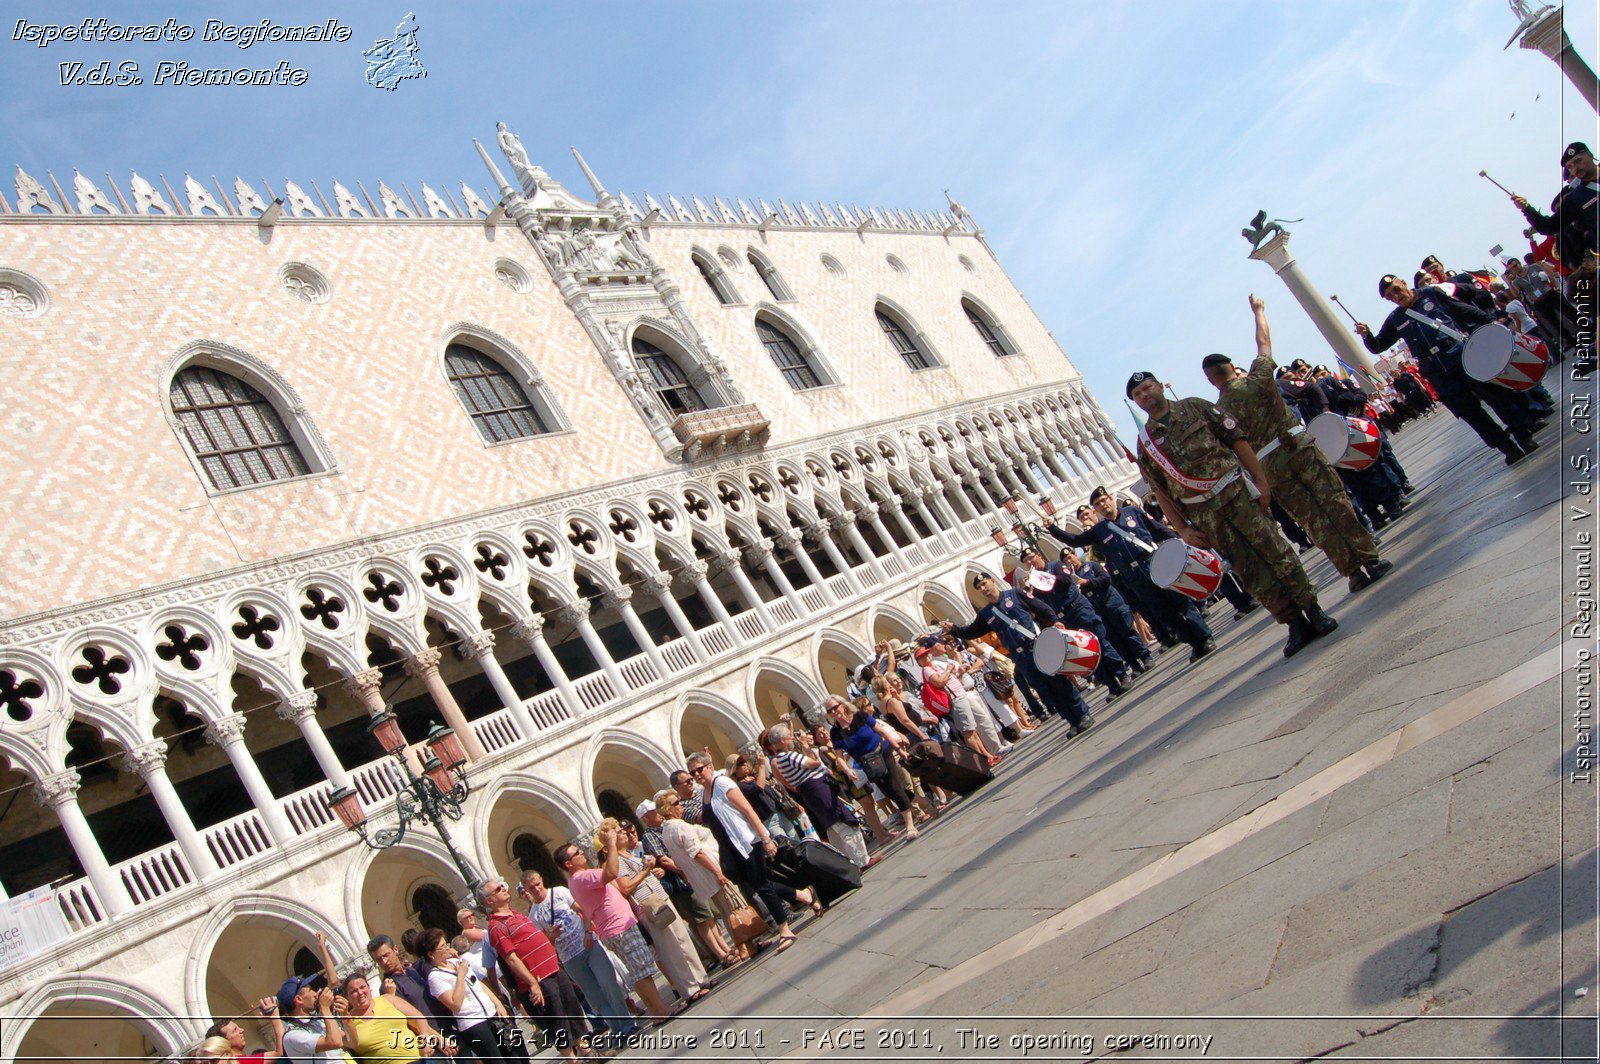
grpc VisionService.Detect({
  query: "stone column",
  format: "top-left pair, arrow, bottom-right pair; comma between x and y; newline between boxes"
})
1247,230 -> 1379,382
1515,6 -> 1600,113
941,478 -> 980,523
917,487 -> 963,552
962,472 -> 999,520
404,648 -> 489,760
121,741 -> 220,880
641,572 -> 708,660
715,548 -> 773,629
602,586 -> 669,680
512,615 -> 585,718
749,539 -> 807,618
862,500 -> 912,568
687,559 -> 745,647
777,528 -> 833,604
203,713 -> 295,846
35,770 -> 132,916
840,512 -> 889,583
458,630 -> 537,741
559,600 -> 628,698
885,497 -> 926,552
808,519 -> 860,594
276,691 -> 352,792
343,668 -> 387,716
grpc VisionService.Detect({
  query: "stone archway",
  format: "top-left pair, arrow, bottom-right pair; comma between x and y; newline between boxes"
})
203,911 -> 326,1036
868,605 -> 921,647
814,628 -> 874,699
589,733 -> 678,833
353,841 -> 470,948
748,659 -> 828,730
918,582 -> 973,626
480,777 -> 587,889
677,692 -> 761,765
9,978 -> 189,1064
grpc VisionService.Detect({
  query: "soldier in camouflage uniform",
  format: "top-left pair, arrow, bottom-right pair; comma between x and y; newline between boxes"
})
1128,368 -> 1338,658
1203,296 -> 1394,593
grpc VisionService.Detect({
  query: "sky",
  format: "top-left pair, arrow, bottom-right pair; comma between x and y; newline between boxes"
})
0,0 -> 1595,439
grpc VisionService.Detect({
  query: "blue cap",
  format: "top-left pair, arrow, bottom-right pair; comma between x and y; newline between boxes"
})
277,975 -> 317,1015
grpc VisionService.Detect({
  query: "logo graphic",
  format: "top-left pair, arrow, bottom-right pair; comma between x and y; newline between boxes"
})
363,12 -> 425,91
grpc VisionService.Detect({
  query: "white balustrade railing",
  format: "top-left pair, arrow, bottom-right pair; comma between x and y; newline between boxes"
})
881,554 -> 907,577
660,638 -> 698,673
115,843 -> 192,906
962,518 -> 986,541
799,585 -> 828,613
771,598 -> 800,625
54,877 -> 107,933
618,653 -> 661,690
574,671 -> 616,711
733,611 -> 766,642
826,575 -> 854,601
351,757 -> 407,806
852,563 -> 876,585
471,708 -> 524,754
527,689 -> 573,729
281,781 -> 337,835
701,625 -> 733,656
203,809 -> 275,870
904,544 -> 929,568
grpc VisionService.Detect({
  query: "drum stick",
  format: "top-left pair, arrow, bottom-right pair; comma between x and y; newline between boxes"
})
1329,294 -> 1359,324
1478,170 -> 1518,199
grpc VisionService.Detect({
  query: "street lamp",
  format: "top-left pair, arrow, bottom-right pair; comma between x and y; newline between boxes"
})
325,709 -> 483,892
989,494 -> 1060,559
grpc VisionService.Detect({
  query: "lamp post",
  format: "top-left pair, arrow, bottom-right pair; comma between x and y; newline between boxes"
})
326,711 -> 484,892
988,494 -> 1060,559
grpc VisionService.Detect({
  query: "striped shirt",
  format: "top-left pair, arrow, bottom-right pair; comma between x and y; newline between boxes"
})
773,750 -> 826,787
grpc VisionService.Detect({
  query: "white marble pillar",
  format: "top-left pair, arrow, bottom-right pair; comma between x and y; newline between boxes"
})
344,668 -> 422,774
404,649 -> 489,760
35,770 -> 132,916
1516,6 -> 1600,115
687,559 -> 746,647
749,539 -> 806,618
861,500 -> 912,568
458,630 -> 538,741
715,548 -> 773,629
776,528 -> 832,604
1247,230 -> 1380,382
809,520 -> 860,593
558,600 -> 628,698
121,741 -> 220,880
277,691 -> 353,792
512,616 -> 585,717
885,497 -> 926,551
602,586 -> 669,679
203,713 -> 295,846
641,572 -> 709,660
840,512 -> 889,582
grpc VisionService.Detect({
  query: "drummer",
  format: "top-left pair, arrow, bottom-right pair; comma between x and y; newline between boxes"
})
1017,546 -> 1135,699
1060,546 -> 1153,675
945,574 -> 1095,736
1355,275 -> 1543,464
1203,295 -> 1392,593
1127,371 -> 1338,659
1044,490 -> 1216,662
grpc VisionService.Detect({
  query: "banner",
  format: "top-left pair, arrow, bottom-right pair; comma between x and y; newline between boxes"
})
0,885 -> 72,971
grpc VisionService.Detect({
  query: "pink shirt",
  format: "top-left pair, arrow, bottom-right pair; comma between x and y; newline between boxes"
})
566,867 -> 637,940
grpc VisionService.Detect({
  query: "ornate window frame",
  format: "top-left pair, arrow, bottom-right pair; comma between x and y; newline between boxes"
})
690,247 -> 743,306
873,297 -> 943,372
160,340 -> 338,496
746,248 -> 796,302
438,322 -> 572,447
960,294 -> 1021,358
752,304 -> 840,392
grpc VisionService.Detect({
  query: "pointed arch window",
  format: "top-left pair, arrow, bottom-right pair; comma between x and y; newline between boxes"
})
756,318 -> 824,390
170,365 -> 312,490
443,343 -> 558,443
876,307 -> 935,371
963,300 -> 1018,358
692,251 -> 741,306
633,337 -> 708,416
748,250 -> 795,302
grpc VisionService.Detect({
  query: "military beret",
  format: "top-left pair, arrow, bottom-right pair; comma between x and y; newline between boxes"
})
970,573 -> 987,590
1126,371 -> 1159,397
1563,142 -> 1591,165
1088,485 -> 1110,504
1201,353 -> 1233,372
1379,273 -> 1401,295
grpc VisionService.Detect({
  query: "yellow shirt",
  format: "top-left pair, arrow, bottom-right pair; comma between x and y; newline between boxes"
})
345,996 -> 422,1063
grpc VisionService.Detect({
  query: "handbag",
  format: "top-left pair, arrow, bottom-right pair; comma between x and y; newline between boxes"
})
715,883 -> 769,947
919,677 -> 952,718
640,892 -> 678,930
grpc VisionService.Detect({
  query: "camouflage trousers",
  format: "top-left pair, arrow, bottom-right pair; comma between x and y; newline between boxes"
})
1183,482 -> 1316,624
1263,439 -> 1380,578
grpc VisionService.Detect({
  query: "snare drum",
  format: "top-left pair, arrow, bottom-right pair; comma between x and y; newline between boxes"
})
1307,412 -> 1381,471
1032,626 -> 1101,678
1148,539 -> 1224,601
1461,323 -> 1550,391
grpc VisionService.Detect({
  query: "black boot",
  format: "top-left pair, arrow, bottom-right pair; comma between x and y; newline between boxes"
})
1282,614 -> 1311,658
1502,440 -> 1529,465
1304,603 -> 1339,637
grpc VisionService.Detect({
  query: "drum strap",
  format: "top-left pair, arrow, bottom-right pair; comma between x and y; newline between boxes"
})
1403,307 -> 1469,345
992,600 -> 1041,644
1100,518 -> 1155,556
1256,424 -> 1305,459
1137,422 -> 1224,495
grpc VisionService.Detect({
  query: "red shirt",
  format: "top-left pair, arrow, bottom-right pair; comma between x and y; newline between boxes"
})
486,909 -> 559,985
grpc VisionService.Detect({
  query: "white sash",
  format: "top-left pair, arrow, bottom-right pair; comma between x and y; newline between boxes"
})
1403,306 -> 1469,345
1138,420 -> 1224,496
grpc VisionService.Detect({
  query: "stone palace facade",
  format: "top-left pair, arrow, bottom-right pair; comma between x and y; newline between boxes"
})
0,125 -> 1135,1062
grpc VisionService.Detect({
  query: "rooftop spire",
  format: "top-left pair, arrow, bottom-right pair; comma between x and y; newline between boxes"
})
474,138 -> 513,197
571,145 -> 614,208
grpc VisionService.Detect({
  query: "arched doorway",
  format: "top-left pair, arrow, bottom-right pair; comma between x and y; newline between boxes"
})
678,694 -> 761,765
589,738 -> 675,833
357,845 -> 469,947
749,662 -> 827,730
12,1000 -> 175,1064
203,911 -> 324,1034
815,629 -> 874,698
482,782 -> 585,889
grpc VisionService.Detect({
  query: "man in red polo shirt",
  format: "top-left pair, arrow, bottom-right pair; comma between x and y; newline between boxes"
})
481,877 -> 594,1060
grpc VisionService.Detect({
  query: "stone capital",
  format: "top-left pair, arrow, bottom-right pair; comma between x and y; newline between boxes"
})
556,599 -> 591,624
745,539 -> 774,565
641,572 -> 675,596
343,668 -> 385,702
857,501 -> 882,521
511,616 -> 546,643
828,513 -> 855,533
879,497 -> 905,516
34,769 -> 82,809
683,560 -> 709,581
458,630 -> 496,659
803,521 -> 831,542
600,586 -> 634,610
276,690 -> 320,724
121,741 -> 169,779
204,713 -> 248,748
712,547 -> 744,574
776,528 -> 805,550
403,647 -> 444,678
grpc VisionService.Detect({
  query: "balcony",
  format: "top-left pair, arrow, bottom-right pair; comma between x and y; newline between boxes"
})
671,403 -> 771,460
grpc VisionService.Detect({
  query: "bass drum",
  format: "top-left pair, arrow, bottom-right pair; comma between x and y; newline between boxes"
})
1148,539 -> 1224,601
1307,412 -> 1381,471
1032,626 -> 1100,678
1462,323 -> 1550,391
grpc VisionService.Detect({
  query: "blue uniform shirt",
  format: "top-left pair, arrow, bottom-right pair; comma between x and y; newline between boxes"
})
1047,505 -> 1173,583
949,588 -> 1058,658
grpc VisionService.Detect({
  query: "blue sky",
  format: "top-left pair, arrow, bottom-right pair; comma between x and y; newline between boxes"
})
1,0 -> 1595,438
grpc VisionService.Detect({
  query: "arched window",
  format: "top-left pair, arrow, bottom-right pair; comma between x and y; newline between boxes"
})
410,884 -> 462,937
692,252 -> 740,306
633,337 -> 708,416
443,343 -> 557,444
875,307 -> 935,371
512,831 -> 564,887
962,300 -> 1018,358
756,318 -> 824,391
748,250 -> 794,301
169,365 -> 312,491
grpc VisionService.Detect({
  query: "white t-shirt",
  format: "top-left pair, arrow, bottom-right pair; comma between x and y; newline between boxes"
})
280,1018 -> 345,1063
707,773 -> 761,858
1505,299 -> 1538,334
428,961 -> 496,1027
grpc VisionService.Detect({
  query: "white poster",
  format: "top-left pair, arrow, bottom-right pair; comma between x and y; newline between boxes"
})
0,885 -> 71,972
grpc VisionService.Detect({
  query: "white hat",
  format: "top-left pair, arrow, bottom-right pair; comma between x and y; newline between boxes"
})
634,799 -> 656,820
